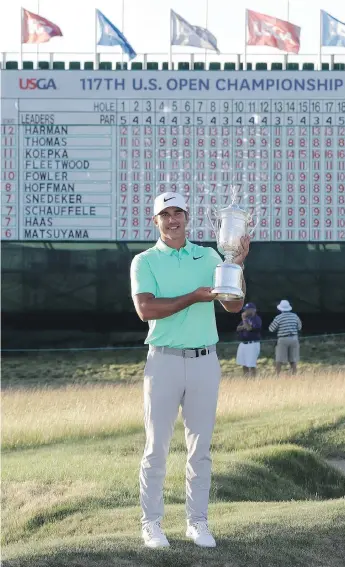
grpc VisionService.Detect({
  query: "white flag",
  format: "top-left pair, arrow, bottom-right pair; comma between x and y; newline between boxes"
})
170,10 -> 220,53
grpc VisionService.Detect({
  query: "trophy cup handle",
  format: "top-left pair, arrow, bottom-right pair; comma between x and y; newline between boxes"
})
206,208 -> 220,241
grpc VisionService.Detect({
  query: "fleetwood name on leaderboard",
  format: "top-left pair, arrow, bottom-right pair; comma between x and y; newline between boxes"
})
1,71 -> 345,242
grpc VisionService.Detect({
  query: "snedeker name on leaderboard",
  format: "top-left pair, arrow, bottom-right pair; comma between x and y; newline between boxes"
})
130,192 -> 250,549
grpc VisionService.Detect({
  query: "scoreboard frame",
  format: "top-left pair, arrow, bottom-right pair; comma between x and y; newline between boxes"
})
1,70 -> 345,243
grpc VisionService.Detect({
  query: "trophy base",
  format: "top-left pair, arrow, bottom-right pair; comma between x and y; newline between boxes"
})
212,263 -> 244,301
212,287 -> 245,301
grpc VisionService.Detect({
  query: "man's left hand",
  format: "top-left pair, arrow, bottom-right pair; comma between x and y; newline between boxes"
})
233,235 -> 250,266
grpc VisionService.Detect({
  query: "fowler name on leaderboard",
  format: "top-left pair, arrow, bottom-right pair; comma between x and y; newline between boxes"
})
79,77 -> 344,92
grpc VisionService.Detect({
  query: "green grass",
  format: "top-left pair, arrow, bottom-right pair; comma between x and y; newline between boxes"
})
2,338 -> 345,566
3,500 -> 345,567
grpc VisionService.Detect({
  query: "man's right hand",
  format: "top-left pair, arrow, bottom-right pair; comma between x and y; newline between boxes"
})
192,287 -> 218,303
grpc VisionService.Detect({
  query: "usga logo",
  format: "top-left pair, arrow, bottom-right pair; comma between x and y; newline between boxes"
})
19,78 -> 57,90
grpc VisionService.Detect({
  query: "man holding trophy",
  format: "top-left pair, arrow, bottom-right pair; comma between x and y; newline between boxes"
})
130,192 -> 250,549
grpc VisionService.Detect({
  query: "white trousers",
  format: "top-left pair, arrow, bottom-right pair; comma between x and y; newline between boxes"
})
236,342 -> 260,368
140,349 -> 221,527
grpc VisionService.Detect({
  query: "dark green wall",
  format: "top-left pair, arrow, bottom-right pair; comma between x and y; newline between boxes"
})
2,242 -> 344,323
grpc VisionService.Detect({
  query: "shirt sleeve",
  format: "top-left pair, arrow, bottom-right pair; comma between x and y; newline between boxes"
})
130,254 -> 157,297
296,315 -> 302,331
269,316 -> 279,332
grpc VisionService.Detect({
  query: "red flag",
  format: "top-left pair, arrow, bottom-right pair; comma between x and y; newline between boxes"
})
22,9 -> 63,44
247,10 -> 301,53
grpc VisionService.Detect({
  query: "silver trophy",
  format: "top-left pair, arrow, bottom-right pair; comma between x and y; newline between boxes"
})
208,204 -> 256,301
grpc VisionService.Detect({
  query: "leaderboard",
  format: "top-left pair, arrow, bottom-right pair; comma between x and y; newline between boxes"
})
1,71 -> 345,242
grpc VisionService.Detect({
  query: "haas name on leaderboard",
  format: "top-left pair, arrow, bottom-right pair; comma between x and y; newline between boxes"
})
1,71 -> 345,242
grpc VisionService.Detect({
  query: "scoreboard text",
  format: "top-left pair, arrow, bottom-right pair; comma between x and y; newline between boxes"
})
1,71 -> 345,241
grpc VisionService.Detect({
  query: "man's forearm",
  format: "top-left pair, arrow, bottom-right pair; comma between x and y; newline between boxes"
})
139,293 -> 196,321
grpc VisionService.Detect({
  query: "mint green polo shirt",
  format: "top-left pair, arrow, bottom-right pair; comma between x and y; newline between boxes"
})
130,239 -> 222,348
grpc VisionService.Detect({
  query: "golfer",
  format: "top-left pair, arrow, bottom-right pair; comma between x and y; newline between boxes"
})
130,192 -> 250,549
269,299 -> 302,375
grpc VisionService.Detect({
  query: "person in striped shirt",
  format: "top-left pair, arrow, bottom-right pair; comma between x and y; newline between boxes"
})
269,300 -> 302,375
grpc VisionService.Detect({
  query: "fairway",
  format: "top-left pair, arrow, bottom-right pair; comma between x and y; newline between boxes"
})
2,336 -> 345,566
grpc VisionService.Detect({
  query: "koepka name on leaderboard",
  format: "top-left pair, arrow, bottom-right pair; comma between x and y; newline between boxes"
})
24,150 -> 69,158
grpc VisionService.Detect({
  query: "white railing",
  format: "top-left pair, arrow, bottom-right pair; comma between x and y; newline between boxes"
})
1,51 -> 345,71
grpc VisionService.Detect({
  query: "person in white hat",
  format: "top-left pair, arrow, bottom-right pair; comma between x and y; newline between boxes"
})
269,300 -> 302,375
130,192 -> 250,549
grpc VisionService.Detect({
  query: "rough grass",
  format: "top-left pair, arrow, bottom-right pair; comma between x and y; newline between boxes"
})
2,335 -> 345,389
2,372 -> 345,453
2,337 -> 345,566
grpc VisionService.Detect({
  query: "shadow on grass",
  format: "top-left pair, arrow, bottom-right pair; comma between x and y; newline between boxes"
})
211,445 -> 345,504
288,416 -> 345,458
209,413 -> 345,458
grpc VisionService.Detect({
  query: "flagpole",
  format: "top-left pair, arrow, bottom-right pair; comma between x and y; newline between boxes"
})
121,0 -> 125,67
169,10 -> 173,70
319,10 -> 322,70
37,0 -> 40,67
95,9 -> 98,70
244,9 -> 247,70
286,0 -> 290,65
204,0 -> 209,66
20,7 -> 23,70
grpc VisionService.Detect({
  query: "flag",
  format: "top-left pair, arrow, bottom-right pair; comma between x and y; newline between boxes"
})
22,9 -> 62,44
96,9 -> 136,60
321,10 -> 345,47
171,10 -> 220,53
247,9 -> 301,54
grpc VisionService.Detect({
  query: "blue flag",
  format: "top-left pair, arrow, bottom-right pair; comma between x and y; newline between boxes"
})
96,9 -> 136,59
321,10 -> 345,47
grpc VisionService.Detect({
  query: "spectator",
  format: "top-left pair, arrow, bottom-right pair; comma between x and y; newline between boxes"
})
236,302 -> 262,377
269,300 -> 302,375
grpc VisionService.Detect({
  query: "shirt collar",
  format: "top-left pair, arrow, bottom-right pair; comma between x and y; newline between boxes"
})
156,238 -> 193,256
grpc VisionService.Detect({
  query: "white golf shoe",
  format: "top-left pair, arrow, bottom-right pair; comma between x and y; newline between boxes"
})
142,519 -> 170,548
186,521 -> 216,547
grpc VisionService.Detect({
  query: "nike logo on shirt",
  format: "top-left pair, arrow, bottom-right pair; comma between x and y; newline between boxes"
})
193,256 -> 203,260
